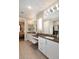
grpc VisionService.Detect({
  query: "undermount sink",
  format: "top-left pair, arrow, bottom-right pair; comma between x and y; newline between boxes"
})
44,36 -> 54,40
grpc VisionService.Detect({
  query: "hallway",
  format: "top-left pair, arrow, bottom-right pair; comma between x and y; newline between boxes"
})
19,40 -> 48,59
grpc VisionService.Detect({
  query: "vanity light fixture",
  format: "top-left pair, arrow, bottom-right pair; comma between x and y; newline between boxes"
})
51,6 -> 55,12
56,4 -> 59,10
53,6 -> 57,10
45,9 -> 49,15
50,9 -> 53,12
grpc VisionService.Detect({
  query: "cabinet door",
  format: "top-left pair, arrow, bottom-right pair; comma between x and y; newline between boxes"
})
26,34 -> 31,40
26,34 -> 33,41
38,37 -> 47,55
38,37 -> 44,51
46,40 -> 59,59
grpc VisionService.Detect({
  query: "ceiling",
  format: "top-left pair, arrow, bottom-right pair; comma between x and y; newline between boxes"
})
19,0 -> 58,19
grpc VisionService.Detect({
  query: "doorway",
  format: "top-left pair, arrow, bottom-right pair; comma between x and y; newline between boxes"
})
19,21 -> 25,41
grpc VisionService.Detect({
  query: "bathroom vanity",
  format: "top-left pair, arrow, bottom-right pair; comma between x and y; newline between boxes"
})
38,35 -> 59,59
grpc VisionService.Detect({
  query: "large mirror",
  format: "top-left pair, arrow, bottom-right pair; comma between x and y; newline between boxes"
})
53,20 -> 59,37
37,18 -> 43,33
27,20 -> 36,32
43,20 -> 53,34
43,19 -> 59,35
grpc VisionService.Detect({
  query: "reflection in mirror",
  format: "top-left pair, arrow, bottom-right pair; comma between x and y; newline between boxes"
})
53,20 -> 59,36
37,18 -> 43,33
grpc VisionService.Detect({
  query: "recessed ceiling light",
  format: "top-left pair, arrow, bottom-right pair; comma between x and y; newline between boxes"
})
28,6 -> 32,9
